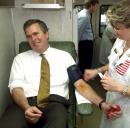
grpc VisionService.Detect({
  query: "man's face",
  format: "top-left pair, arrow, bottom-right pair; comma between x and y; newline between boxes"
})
25,23 -> 49,53
90,4 -> 97,13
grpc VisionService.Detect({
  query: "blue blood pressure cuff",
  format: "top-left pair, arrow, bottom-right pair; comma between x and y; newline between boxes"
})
67,64 -> 82,85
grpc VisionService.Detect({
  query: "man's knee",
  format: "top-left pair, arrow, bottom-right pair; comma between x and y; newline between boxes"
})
0,103 -> 28,128
43,102 -> 68,128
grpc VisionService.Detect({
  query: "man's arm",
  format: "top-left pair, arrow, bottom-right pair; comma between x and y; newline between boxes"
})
67,65 -> 105,108
74,79 -> 103,107
12,87 -> 42,123
78,17 -> 87,41
12,87 -> 30,111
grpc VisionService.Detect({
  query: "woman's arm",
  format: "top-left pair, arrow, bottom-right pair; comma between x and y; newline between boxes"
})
84,64 -> 109,81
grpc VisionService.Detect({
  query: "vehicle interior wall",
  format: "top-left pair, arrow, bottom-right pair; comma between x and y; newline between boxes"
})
13,0 -> 73,54
0,8 -> 15,117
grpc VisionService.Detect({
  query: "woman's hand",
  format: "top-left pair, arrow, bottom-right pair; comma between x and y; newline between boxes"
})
106,105 -> 122,119
84,69 -> 98,81
101,102 -> 122,119
100,73 -> 123,92
25,106 -> 43,124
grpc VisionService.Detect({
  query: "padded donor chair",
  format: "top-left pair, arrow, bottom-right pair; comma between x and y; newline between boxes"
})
19,41 -> 77,128
0,41 -> 92,128
19,41 -> 93,127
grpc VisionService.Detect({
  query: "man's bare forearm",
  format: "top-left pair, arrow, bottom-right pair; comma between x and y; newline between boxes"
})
12,88 -> 31,111
75,79 -> 103,106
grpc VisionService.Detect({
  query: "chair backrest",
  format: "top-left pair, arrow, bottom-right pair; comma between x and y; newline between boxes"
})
19,41 -> 77,61
19,41 -> 77,128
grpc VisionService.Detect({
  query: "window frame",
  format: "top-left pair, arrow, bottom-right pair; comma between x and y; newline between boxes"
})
99,5 -> 111,37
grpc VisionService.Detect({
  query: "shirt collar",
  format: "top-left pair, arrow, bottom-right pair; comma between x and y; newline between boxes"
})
31,45 -> 51,57
42,45 -> 51,56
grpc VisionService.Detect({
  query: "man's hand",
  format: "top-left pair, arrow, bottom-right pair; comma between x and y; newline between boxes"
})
25,106 -> 43,123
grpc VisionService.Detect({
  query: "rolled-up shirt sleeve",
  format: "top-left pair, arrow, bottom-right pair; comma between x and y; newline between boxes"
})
8,55 -> 27,93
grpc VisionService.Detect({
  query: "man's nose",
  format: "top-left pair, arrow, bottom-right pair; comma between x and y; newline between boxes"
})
31,35 -> 37,41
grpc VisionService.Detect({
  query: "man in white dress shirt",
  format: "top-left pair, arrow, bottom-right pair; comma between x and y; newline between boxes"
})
7,19 -> 113,128
78,0 -> 99,73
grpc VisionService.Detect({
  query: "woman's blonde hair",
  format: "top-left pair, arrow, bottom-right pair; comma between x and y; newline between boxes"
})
107,0 -> 130,28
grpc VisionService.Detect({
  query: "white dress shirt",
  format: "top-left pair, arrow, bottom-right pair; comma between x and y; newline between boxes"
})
8,46 -> 75,99
78,8 -> 93,41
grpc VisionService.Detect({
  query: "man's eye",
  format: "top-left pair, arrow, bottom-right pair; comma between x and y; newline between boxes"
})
115,27 -> 120,30
33,32 -> 39,36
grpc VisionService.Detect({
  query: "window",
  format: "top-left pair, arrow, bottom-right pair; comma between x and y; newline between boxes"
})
99,5 -> 111,37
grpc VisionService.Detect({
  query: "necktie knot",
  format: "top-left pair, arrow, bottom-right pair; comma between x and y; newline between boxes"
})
40,53 -> 44,58
40,54 -> 49,67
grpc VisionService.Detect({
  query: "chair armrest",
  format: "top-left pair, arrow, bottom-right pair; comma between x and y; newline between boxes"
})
77,103 -> 93,115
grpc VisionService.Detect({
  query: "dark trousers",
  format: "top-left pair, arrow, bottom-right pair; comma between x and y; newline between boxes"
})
0,94 -> 68,128
78,40 -> 93,73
